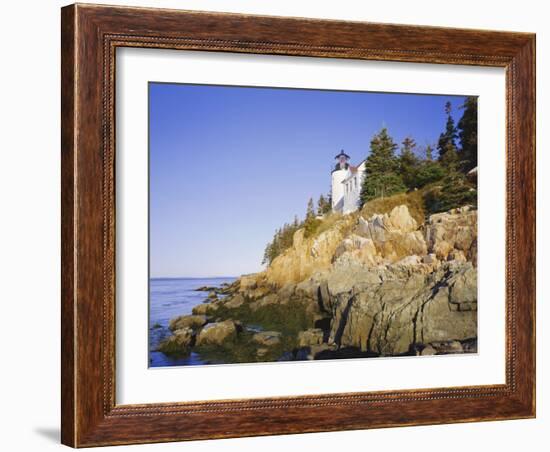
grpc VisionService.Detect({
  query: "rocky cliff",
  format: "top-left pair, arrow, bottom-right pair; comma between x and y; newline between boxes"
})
159,203 -> 477,362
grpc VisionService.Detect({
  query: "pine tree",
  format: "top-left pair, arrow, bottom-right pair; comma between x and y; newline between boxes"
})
306,197 -> 316,219
439,142 -> 459,168
360,128 -> 406,206
399,136 -> 420,189
317,194 -> 331,215
364,127 -> 399,174
402,136 -> 417,154
304,197 -> 321,237
425,144 -> 434,161
437,101 -> 459,166
457,96 -> 478,172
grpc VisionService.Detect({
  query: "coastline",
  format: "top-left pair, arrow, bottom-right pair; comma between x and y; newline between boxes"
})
148,276 -> 237,367
152,203 -> 478,367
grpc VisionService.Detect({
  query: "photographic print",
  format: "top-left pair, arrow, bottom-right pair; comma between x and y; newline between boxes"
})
148,83 -> 478,367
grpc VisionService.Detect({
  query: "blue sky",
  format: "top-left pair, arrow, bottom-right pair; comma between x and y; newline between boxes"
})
149,83 -> 466,278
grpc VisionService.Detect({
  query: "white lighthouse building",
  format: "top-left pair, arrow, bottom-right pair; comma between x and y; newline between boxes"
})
331,150 -> 366,215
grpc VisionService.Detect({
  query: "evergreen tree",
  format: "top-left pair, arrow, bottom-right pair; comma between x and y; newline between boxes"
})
402,136 -> 417,154
415,160 -> 446,187
439,141 -> 459,168
317,195 -> 325,214
304,197 -> 321,237
424,170 -> 477,213
360,128 -> 406,206
399,136 -> 420,189
425,144 -> 434,161
457,96 -> 478,172
306,197 -> 316,219
317,194 -> 331,215
437,101 -> 459,166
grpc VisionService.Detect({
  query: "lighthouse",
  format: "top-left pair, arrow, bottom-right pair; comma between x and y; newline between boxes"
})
331,150 -> 367,214
331,150 -> 350,213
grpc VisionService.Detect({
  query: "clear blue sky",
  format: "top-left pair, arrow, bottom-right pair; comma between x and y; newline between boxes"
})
149,82 -> 466,278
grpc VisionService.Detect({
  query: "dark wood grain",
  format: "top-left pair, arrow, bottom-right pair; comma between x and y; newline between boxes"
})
60,5 -> 76,447
61,3 -> 536,447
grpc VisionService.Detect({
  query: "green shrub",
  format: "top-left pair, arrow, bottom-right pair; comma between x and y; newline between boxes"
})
424,171 -> 477,213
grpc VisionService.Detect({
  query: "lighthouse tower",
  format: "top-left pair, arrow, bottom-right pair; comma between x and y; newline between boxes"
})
331,150 -> 351,213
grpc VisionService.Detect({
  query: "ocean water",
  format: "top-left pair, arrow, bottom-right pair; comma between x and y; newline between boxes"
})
148,277 -> 236,367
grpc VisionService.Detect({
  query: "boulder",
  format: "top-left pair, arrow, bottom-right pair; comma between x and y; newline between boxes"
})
224,294 -> 245,309
239,274 -> 258,291
356,213 -> 388,243
195,286 -> 217,292
192,303 -> 218,316
333,235 -> 378,267
420,345 -> 437,356
252,331 -> 282,347
250,293 -> 279,311
355,206 -> 427,263
234,274 -> 272,300
157,327 -> 194,353
295,278 -> 320,299
388,205 -> 418,232
429,340 -> 464,354
278,283 -> 296,300
168,314 -> 207,331
196,320 -> 238,346
425,208 -> 477,261
297,328 -> 324,347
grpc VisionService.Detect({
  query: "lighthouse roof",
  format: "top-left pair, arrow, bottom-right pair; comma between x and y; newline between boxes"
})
334,150 -> 350,159
341,159 -> 367,181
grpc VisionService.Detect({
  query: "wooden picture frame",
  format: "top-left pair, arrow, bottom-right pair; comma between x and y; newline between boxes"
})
61,3 -> 535,447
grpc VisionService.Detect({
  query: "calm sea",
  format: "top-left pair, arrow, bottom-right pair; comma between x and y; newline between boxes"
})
148,277 -> 236,367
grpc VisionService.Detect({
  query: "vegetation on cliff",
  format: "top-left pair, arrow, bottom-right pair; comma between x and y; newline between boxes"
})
359,98 -> 478,208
